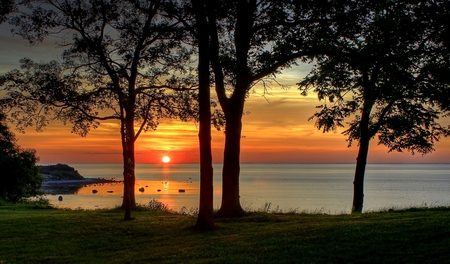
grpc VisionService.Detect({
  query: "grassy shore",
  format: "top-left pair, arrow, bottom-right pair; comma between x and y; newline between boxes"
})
1,201 -> 449,264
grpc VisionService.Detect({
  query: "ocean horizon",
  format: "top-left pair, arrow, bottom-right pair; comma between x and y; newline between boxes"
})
44,163 -> 450,214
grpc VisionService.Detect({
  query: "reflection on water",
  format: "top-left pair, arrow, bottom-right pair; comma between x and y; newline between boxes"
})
42,185 -> 84,195
46,163 -> 450,214
73,180 -> 199,195
48,179 -> 200,211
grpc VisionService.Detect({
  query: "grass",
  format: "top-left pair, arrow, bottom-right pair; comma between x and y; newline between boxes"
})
1,201 -> 450,264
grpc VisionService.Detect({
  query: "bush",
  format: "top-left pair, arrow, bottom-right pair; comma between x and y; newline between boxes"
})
0,113 -> 43,202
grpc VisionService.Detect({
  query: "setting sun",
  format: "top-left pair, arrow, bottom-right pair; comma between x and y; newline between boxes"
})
162,156 -> 171,163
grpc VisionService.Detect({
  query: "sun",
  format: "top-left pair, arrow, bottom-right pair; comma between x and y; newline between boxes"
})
162,156 -> 171,163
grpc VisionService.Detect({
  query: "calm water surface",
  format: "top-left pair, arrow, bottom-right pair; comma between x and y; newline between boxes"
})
45,163 -> 450,214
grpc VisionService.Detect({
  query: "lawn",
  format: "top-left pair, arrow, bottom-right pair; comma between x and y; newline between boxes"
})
1,202 -> 449,263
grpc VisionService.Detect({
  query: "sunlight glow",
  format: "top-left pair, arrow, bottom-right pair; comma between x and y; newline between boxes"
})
162,156 -> 171,163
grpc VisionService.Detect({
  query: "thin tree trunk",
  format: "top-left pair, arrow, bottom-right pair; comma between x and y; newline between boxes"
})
352,136 -> 370,213
193,0 -> 215,230
352,103 -> 372,214
216,101 -> 245,218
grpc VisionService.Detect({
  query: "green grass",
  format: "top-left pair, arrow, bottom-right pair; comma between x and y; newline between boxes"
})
1,202 -> 449,263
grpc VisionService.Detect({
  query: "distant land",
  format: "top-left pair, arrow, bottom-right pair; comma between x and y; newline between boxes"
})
39,163 -> 85,181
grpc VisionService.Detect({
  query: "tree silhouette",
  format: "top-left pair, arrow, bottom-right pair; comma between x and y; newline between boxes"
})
0,112 -> 42,202
299,0 -> 450,213
192,0 -> 219,229
0,0 -> 14,23
204,0 -> 332,217
1,0 -> 196,219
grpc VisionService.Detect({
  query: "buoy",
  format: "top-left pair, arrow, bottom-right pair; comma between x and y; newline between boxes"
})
92,189 -> 98,194
139,187 -> 145,192
58,196 -> 63,201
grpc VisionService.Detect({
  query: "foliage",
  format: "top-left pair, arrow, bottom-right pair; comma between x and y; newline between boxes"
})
2,1 -> 196,135
0,206 -> 449,263
0,112 -> 43,202
0,0 -> 14,23
144,198 -> 170,211
202,0 -> 336,217
299,0 -> 450,154
0,195 -> 51,209
299,0 -> 450,213
19,195 -> 52,209
0,0 -> 200,219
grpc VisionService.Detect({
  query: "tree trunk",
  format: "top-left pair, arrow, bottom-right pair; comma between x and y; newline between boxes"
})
122,144 -> 136,220
193,0 -> 215,230
216,99 -> 246,218
352,136 -> 370,213
121,110 -> 136,220
352,104 -> 372,214
196,131 -> 215,228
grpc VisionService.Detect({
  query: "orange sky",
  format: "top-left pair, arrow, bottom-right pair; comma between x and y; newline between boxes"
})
11,87 -> 450,164
1,24 -> 449,164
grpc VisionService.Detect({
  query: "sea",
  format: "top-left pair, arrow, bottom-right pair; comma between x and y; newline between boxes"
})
44,163 -> 450,214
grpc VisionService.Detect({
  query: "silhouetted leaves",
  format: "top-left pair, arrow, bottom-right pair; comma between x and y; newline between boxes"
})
299,0 -> 450,213
1,0 -> 199,219
0,112 -> 42,202
300,0 -> 450,154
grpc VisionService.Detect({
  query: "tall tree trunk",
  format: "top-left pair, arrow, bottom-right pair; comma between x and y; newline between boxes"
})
121,110 -> 136,220
196,118 -> 215,228
216,98 -> 246,218
193,0 -> 215,230
207,0 -> 252,218
352,135 -> 370,213
352,103 -> 372,214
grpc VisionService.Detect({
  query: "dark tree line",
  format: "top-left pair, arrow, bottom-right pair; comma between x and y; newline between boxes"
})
0,112 -> 42,202
0,0 -> 449,225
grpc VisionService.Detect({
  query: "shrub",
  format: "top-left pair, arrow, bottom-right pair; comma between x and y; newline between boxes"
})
0,113 -> 43,202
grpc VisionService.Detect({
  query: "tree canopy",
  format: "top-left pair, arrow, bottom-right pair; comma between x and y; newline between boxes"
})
1,0 -> 198,219
0,112 -> 42,202
0,0 -> 14,23
299,0 -> 450,212
202,0 -> 339,217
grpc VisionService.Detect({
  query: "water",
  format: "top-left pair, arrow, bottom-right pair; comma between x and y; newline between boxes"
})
45,163 -> 450,214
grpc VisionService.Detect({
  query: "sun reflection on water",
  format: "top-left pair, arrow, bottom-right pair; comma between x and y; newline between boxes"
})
75,180 -> 197,196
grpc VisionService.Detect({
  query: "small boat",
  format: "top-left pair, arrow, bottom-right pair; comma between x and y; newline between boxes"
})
178,189 -> 186,193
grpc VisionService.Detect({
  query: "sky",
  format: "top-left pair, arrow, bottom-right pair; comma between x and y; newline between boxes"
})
1,23 -> 449,165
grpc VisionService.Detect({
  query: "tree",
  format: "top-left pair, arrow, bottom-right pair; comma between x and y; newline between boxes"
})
204,0 -> 331,217
1,0 -> 196,220
0,0 -> 14,23
0,112 -> 42,202
299,0 -> 450,213
191,0 -> 215,229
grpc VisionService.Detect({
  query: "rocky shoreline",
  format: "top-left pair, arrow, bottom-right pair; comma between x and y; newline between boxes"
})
39,164 -> 122,194
42,178 -> 122,187
41,177 -> 123,195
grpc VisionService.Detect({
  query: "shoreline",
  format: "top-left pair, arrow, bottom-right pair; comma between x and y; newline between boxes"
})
42,178 -> 122,187
41,178 -> 123,194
